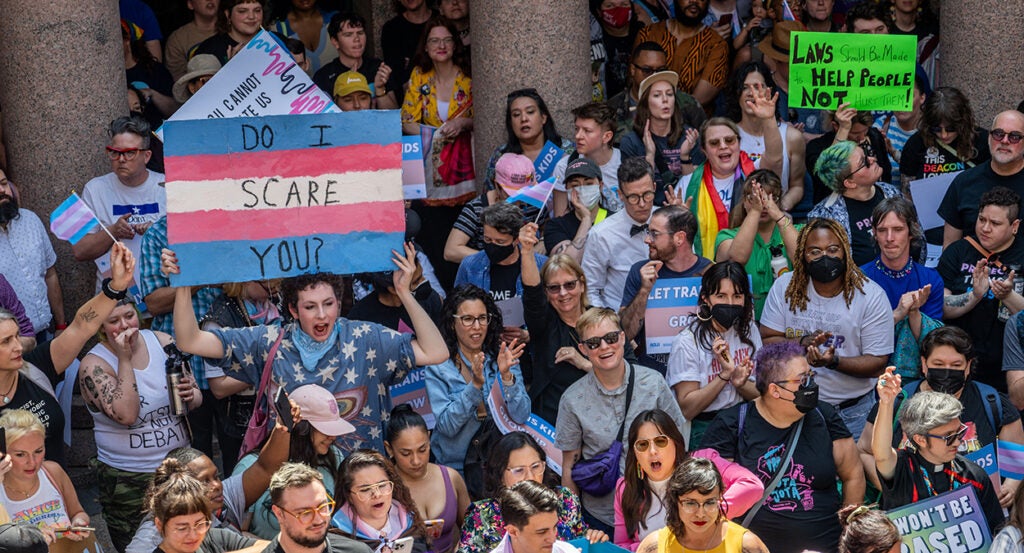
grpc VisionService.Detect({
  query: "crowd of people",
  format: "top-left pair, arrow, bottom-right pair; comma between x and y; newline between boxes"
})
7,0 -> 1024,552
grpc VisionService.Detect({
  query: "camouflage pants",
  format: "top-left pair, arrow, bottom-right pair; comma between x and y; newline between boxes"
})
92,458 -> 153,553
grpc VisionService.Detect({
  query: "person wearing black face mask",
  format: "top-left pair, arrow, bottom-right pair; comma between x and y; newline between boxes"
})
667,261 -> 760,448
621,205 -> 712,374
632,0 -> 729,110
701,341 -> 865,553
859,326 -> 1024,507
455,203 -> 546,356
760,219 -> 894,443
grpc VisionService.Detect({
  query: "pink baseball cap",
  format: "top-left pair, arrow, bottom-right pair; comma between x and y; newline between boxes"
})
289,384 -> 356,437
495,153 -> 537,194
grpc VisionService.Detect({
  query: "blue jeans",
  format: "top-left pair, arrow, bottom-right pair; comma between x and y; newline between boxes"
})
835,392 -> 875,442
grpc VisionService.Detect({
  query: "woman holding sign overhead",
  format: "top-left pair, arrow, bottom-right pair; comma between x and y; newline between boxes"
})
871,368 -> 1004,534
424,285 -> 529,494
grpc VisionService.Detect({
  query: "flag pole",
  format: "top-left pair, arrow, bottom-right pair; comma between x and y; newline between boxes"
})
71,190 -> 119,244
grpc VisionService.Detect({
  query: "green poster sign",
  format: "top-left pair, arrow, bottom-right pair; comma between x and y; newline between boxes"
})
787,31 -> 917,111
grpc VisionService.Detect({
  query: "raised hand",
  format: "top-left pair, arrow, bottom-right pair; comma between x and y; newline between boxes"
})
391,241 -> 418,294
497,339 -> 526,376
519,222 -> 539,252
876,366 -> 902,404
110,242 -> 136,290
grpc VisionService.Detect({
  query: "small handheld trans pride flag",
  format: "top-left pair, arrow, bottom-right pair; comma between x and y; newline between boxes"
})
50,192 -> 117,244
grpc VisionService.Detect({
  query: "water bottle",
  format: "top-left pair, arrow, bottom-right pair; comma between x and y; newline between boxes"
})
164,343 -> 191,417
770,245 -> 789,279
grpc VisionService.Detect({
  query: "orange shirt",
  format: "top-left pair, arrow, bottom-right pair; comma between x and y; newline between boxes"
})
634,22 -> 729,94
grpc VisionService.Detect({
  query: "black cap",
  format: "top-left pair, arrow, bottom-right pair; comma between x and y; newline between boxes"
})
564,157 -> 602,181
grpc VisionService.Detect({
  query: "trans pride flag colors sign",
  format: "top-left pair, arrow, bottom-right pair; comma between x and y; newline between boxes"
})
163,111 -> 405,287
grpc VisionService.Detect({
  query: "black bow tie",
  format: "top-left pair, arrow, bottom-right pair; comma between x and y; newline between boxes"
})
630,223 -> 648,237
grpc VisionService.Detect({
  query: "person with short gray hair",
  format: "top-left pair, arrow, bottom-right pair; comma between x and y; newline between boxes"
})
72,115 -> 166,293
872,373 -> 1004,533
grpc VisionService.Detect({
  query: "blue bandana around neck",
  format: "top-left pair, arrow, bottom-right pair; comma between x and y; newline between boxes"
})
292,321 -> 341,370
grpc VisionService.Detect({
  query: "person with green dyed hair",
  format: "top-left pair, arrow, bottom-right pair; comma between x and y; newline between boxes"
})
809,141 -> 901,266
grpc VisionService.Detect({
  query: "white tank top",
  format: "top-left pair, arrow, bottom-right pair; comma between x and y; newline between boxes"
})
738,122 -> 792,193
1,466 -> 71,528
87,330 -> 190,472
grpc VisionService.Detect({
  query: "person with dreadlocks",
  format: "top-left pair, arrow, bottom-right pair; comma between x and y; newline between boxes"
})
872,374 -> 1004,534
759,218 -> 894,440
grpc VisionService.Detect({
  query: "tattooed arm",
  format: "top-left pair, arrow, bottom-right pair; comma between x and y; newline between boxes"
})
79,332 -> 141,426
50,243 -> 137,373
943,287 -> 984,319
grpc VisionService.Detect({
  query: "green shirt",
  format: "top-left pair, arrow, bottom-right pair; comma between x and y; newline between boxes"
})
715,224 -> 801,320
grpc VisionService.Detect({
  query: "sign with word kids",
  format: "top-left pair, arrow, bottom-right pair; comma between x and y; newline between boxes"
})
644,277 -> 702,354
159,29 -> 338,139
886,486 -> 992,553
163,111 -> 404,286
788,32 -> 917,111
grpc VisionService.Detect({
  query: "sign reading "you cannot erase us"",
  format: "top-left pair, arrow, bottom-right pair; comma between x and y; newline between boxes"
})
162,111 -> 405,287
787,31 -> 917,112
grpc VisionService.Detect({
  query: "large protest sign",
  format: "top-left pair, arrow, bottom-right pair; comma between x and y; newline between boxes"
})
402,136 -> 427,200
487,381 -> 562,475
157,29 -> 337,140
965,443 -> 1000,492
886,486 -> 991,553
645,278 -> 702,354
788,32 -> 917,111
163,111 -> 404,286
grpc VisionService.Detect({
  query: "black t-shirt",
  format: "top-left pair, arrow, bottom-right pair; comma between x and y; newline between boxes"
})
381,13 -> 435,88
489,262 -> 521,302
900,130 -> 991,181
347,287 -> 443,332
866,381 -> 1020,452
845,187 -> 886,266
602,31 -> 635,99
806,129 -> 893,203
312,57 -> 400,98
3,377 -> 65,466
879,450 -> 1004,535
938,163 -> 1024,238
937,238 -> 1024,390
193,33 -> 239,66
543,212 -> 583,253
22,341 -> 59,387
702,402 -> 851,553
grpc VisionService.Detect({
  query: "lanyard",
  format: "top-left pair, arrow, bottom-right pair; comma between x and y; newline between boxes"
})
908,455 -> 983,502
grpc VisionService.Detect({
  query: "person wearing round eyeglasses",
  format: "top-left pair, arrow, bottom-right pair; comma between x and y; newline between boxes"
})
332,450 -> 429,553
872,375 -> 1004,534
459,432 -> 608,553
701,341 -> 865,553
271,462 -> 371,553
613,410 -> 763,551
810,140 -> 902,266
556,308 -> 686,536
424,285 -> 529,485
635,457 -> 769,553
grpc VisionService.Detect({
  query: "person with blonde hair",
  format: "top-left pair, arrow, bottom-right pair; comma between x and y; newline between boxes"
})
0,410 -> 89,542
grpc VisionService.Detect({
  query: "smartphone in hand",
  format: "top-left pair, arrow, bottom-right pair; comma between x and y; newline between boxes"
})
274,387 -> 294,430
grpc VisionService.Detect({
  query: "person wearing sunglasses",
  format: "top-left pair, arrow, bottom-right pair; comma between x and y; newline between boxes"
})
332,450 -> 429,553
613,410 -> 763,551
556,308 -> 685,535
425,285 -> 529,476
459,432 -> 607,553
673,84 -> 783,260
862,327 -> 1024,505
805,105 -> 893,204
810,140 -> 902,266
72,116 -> 165,291
872,374 -> 1004,534
634,457 -> 769,553
701,341 -> 865,553
269,463 -> 370,553
939,110 -> 1024,248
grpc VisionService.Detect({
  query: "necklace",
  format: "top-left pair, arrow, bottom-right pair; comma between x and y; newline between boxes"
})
5,478 -> 38,499
875,258 -> 913,280
0,372 -> 17,404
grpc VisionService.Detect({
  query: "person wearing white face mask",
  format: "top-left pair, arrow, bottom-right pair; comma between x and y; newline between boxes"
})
544,159 -> 609,263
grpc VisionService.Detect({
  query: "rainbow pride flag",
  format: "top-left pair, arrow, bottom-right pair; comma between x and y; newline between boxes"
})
162,111 -> 405,287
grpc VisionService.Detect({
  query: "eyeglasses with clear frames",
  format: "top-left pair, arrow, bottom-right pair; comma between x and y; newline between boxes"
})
678,498 -> 721,513
773,370 -> 816,388
427,37 -> 455,47
806,245 -> 844,258
353,480 -> 394,501
454,314 -> 491,327
506,461 -> 546,479
170,519 -> 213,536
278,500 -> 336,525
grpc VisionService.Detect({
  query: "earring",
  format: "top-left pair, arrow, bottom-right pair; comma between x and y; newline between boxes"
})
696,303 -> 712,322
637,463 -> 645,480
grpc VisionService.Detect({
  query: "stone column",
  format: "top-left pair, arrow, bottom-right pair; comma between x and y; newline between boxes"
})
369,0 -> 394,60
471,0 -> 591,177
939,0 -> 1024,125
0,0 -> 127,323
